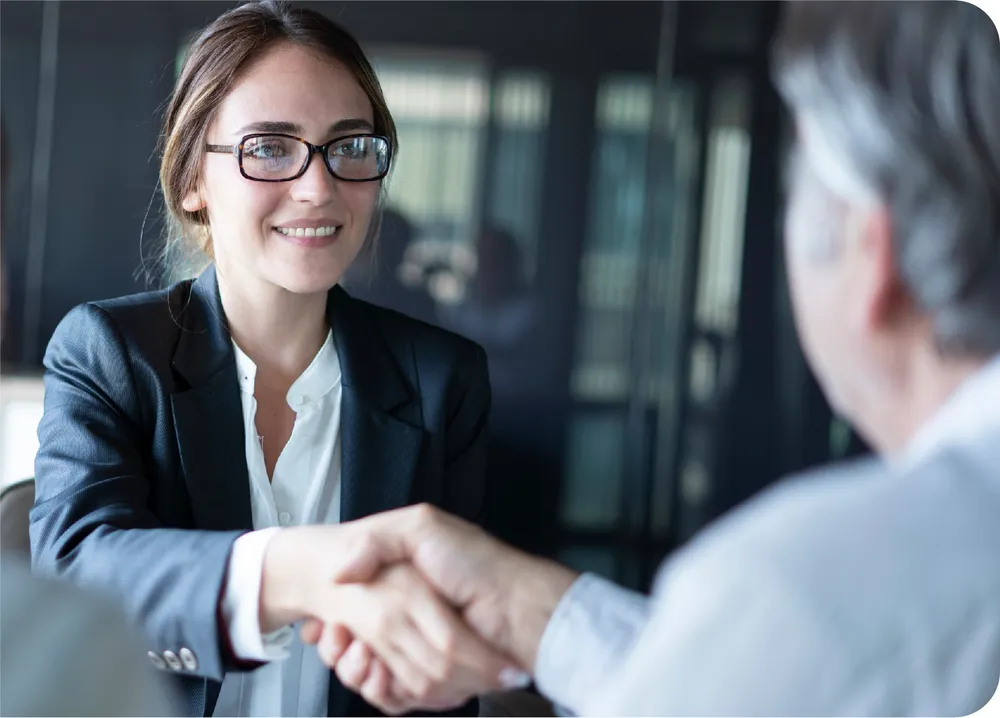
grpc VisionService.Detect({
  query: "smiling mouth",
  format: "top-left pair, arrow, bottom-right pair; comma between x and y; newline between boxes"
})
274,225 -> 340,238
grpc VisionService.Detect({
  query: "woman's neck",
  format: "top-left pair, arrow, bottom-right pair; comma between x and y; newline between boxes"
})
216,267 -> 330,383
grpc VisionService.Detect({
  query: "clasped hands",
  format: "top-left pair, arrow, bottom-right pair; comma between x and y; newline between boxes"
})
259,505 -> 578,715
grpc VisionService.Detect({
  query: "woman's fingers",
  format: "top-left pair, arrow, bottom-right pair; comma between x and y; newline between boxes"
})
404,579 -> 516,697
379,612 -> 462,699
318,563 -> 525,709
374,615 -> 449,699
366,566 -> 512,700
335,645 -> 469,715
332,577 -> 439,698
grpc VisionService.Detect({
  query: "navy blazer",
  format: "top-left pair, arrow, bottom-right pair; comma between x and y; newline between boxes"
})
30,267 -> 490,717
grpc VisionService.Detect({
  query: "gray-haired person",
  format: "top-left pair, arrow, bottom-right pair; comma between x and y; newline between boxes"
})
287,2 -> 1000,716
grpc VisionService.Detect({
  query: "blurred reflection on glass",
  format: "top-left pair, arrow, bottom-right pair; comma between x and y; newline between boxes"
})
341,207 -> 437,326
438,225 -> 538,395
374,56 -> 488,246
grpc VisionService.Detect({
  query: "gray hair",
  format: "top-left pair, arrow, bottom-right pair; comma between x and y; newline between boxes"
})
772,1 -> 1000,358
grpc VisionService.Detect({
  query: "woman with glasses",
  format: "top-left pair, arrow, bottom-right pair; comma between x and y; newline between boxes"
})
29,2 -> 521,716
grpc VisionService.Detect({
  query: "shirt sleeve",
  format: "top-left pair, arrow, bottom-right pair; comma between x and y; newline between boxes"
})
533,573 -> 651,713
580,543 -> 862,717
221,528 -> 294,661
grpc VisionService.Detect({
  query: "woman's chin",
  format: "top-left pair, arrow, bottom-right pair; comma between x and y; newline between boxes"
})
265,243 -> 361,296
267,267 -> 345,296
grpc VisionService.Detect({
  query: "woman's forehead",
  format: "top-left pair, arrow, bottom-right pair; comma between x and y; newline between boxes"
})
214,43 -> 374,140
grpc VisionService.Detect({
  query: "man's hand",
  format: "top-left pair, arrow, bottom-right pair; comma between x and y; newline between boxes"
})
300,505 -> 579,712
257,521 -> 526,713
328,563 -> 517,708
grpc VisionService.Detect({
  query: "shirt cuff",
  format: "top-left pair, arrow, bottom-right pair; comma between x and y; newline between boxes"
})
222,527 -> 294,661
533,573 -> 650,713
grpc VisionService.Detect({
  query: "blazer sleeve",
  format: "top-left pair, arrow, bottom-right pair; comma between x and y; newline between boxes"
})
30,302 -> 244,682
442,341 -> 491,526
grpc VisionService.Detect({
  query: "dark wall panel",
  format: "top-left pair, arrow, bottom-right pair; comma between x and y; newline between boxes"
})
1,1 -> 44,362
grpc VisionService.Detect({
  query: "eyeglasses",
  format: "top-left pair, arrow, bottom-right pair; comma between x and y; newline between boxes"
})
206,133 -> 391,183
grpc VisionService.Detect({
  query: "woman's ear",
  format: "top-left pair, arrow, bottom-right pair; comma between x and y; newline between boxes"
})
181,188 -> 205,213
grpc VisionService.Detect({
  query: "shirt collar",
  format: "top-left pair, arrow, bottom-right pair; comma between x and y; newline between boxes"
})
898,352 -> 1000,469
231,330 -> 341,409
232,340 -> 258,395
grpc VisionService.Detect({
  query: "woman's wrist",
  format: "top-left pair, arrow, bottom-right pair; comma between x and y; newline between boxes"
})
259,527 -> 312,632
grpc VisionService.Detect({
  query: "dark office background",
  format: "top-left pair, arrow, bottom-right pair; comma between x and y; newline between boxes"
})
0,0 -> 867,591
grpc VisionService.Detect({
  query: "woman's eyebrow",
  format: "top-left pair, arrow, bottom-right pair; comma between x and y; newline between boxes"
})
328,118 -> 375,134
233,120 -> 302,136
231,118 -> 375,137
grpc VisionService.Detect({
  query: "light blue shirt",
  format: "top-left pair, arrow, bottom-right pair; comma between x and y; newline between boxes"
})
535,356 -> 1000,716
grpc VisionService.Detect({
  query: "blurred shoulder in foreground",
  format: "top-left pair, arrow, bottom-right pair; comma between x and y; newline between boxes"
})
0,556 -> 175,717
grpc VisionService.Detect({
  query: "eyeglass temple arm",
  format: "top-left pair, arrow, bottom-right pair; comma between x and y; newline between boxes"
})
206,144 -> 239,157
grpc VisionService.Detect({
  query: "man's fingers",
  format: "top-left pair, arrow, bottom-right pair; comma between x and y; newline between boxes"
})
300,618 -> 323,645
326,532 -> 389,584
329,513 -> 414,584
318,624 -> 354,669
335,639 -> 373,688
361,659 -> 409,715
330,504 -> 445,584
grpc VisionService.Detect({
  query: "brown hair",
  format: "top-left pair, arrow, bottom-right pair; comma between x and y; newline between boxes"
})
158,0 -> 396,278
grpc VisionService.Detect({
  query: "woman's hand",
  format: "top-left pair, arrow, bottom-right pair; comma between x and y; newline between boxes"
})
328,564 -> 513,705
310,627 -> 476,715
257,524 -> 523,713
305,570 -> 513,715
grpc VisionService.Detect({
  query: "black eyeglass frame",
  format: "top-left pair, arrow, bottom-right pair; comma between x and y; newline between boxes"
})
206,132 -> 392,183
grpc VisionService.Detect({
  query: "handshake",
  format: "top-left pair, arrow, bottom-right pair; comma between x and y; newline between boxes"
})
258,505 -> 580,714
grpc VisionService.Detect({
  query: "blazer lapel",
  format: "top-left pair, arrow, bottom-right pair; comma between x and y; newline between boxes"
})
329,286 -> 423,524
327,287 -> 425,717
339,385 -> 423,523
169,266 -> 253,533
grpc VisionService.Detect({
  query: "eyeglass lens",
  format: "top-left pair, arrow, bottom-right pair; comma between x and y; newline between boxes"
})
240,134 -> 389,181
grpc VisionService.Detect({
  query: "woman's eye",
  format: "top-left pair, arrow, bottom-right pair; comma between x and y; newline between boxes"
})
245,142 -> 286,159
333,142 -> 367,159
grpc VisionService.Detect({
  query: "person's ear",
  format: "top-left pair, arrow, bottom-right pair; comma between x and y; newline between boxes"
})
853,207 -> 905,332
181,188 -> 206,213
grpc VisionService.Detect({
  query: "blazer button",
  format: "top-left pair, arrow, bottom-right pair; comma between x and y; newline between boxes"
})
163,650 -> 183,671
147,651 -> 166,670
179,647 -> 198,671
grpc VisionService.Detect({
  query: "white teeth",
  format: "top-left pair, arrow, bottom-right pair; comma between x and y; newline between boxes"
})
275,226 -> 338,237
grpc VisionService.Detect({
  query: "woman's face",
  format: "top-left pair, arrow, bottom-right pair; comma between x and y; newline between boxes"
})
184,42 -> 381,296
